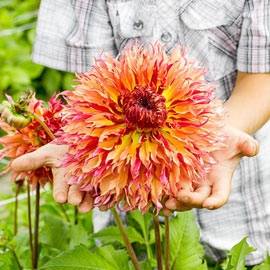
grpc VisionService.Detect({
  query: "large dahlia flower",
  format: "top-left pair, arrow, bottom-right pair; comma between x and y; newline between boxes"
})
0,93 -> 65,188
60,43 -> 225,213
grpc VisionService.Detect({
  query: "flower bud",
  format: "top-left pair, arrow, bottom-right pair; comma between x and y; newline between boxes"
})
0,100 -> 32,129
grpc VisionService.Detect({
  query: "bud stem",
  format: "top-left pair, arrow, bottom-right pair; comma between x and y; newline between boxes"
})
31,112 -> 55,140
27,184 -> 34,270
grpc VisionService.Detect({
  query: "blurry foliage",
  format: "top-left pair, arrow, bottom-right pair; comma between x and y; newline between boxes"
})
0,0 -> 75,104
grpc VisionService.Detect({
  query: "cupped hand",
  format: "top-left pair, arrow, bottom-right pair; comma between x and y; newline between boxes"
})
164,125 -> 259,213
11,143 -> 94,213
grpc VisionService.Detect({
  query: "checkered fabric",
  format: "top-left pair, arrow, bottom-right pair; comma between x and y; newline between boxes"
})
32,0 -> 270,265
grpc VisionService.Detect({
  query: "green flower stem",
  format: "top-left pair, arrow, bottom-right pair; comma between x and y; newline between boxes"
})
33,183 -> 40,270
111,208 -> 141,270
32,112 -> 55,141
11,249 -> 22,270
74,206 -> 78,225
27,185 -> 34,270
165,216 -> 170,270
153,215 -> 163,270
59,204 -> 70,223
14,183 -> 20,236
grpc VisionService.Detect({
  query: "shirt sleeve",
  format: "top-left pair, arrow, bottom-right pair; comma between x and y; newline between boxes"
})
237,0 -> 270,73
32,0 -> 118,73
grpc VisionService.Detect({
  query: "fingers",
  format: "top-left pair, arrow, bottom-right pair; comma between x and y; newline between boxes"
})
11,144 -> 68,172
162,206 -> 172,216
165,198 -> 192,212
238,136 -> 259,157
52,167 -> 69,203
165,184 -> 211,211
202,170 -> 232,210
78,193 -> 94,213
68,184 -> 84,205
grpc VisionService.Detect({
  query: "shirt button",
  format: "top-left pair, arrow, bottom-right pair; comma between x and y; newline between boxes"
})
161,32 -> 172,43
133,20 -> 144,31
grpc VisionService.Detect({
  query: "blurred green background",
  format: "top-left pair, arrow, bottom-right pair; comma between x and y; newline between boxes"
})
0,0 -> 76,182
0,0 -> 75,103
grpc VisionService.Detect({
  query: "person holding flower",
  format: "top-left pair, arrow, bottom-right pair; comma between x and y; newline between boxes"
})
11,0 -> 270,266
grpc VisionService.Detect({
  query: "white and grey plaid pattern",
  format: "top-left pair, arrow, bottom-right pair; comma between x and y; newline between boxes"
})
32,0 -> 270,265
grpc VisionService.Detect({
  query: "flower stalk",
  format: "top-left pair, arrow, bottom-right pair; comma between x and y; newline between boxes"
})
165,216 -> 170,270
14,183 -> 20,236
59,204 -> 70,223
153,215 -> 163,270
31,111 -> 55,141
74,206 -> 78,225
111,208 -> 141,270
33,183 -> 40,270
27,185 -> 34,270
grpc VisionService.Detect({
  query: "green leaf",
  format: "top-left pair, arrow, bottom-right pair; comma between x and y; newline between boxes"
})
129,211 -> 152,242
93,225 -> 145,245
140,259 -> 152,270
70,223 -> 88,249
149,226 -> 164,245
41,68 -> 62,95
223,238 -> 256,270
251,252 -> 270,270
39,214 -> 69,251
169,211 -> 205,270
40,245 -> 116,270
14,230 -> 32,269
96,245 -> 129,270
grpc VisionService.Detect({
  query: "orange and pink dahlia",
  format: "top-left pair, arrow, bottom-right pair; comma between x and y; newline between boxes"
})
59,43 -> 225,213
0,93 -> 65,188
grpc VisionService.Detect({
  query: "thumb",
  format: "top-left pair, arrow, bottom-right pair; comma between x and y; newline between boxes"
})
238,133 -> 259,157
11,144 -> 68,172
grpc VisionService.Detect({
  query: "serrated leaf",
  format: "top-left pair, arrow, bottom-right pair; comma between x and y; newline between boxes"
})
96,245 -> 129,270
93,225 -> 144,245
224,238 -> 256,270
170,211 -> 205,270
70,223 -> 88,249
40,245 -> 116,270
39,214 -> 69,251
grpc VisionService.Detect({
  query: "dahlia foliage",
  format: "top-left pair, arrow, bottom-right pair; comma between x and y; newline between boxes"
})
0,93 -> 65,188
59,43 -> 225,213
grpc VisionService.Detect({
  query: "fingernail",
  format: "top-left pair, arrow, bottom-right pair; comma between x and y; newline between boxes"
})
253,141 -> 258,154
55,192 -> 66,203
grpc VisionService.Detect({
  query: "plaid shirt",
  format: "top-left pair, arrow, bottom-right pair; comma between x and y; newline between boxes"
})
32,0 -> 270,265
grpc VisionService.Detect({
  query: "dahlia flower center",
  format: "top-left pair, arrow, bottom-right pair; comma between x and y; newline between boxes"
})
122,85 -> 167,129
